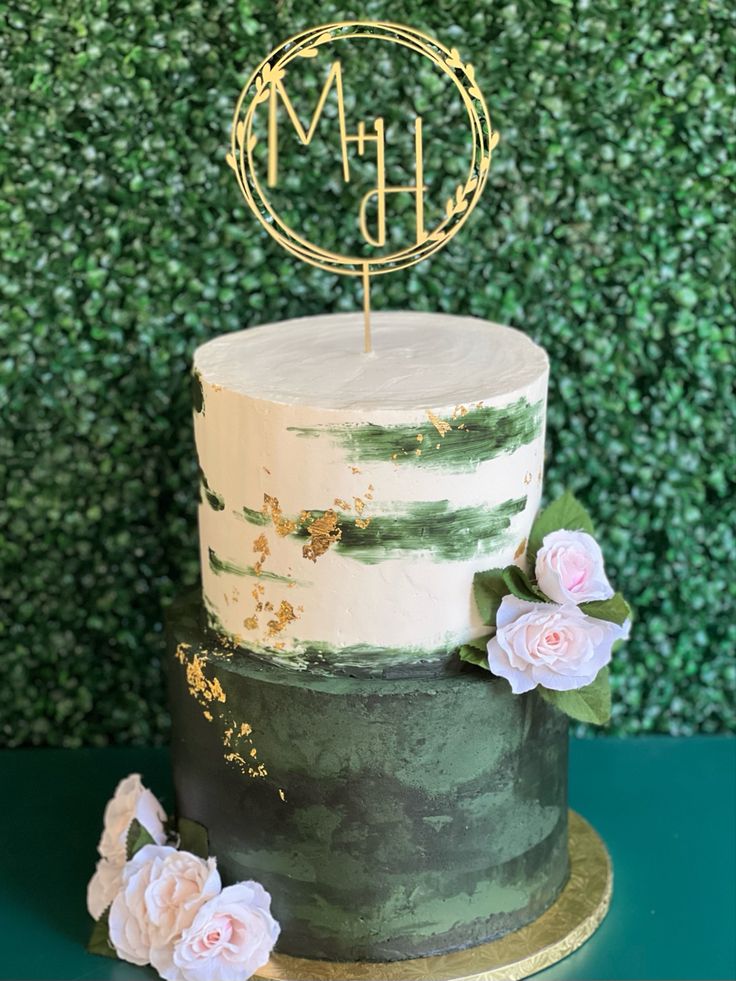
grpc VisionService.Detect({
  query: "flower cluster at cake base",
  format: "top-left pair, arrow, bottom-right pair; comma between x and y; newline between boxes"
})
460,491 -> 632,724
87,774 -> 279,981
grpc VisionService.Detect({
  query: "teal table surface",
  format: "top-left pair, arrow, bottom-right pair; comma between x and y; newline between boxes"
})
0,737 -> 734,981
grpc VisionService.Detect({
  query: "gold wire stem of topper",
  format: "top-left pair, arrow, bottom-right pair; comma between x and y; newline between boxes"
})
227,21 -> 500,353
362,264 -> 372,354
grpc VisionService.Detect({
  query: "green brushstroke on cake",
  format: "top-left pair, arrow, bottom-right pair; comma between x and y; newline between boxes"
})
208,547 -> 304,586
191,369 -> 204,414
238,506 -> 269,526
287,398 -> 543,471
272,639 -> 456,677
198,467 -> 224,511
203,595 -> 227,636
296,496 -> 527,563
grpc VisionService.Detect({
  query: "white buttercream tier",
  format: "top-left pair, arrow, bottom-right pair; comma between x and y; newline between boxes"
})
193,312 -> 548,673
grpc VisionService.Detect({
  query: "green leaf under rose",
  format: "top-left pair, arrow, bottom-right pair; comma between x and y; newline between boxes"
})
126,817 -> 155,861
538,667 -> 612,725
178,816 -> 209,859
580,592 -> 632,626
87,909 -> 116,959
458,634 -> 492,670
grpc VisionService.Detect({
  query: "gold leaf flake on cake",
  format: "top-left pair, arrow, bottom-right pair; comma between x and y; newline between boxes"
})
416,433 -> 424,442
174,643 -> 226,724
355,517 -> 371,529
523,471 -> 533,485
333,497 -> 351,511
303,509 -> 342,561
186,655 -> 226,708
278,789 -> 287,802
244,615 -> 258,630
427,409 -> 452,437
266,599 -> 298,636
174,642 -> 192,663
263,494 -> 297,536
223,720 -> 269,779
514,538 -> 527,560
253,533 -> 270,555
224,752 -> 268,779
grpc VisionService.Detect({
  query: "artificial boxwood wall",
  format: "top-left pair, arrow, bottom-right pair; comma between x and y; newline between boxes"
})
1,0 -> 734,746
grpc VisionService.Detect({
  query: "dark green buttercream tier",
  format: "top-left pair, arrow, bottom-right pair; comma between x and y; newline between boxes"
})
166,591 -> 569,962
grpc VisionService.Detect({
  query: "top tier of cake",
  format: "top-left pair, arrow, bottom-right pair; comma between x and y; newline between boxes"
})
193,312 -> 548,675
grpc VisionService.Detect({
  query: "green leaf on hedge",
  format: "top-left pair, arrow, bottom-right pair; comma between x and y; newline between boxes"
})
126,818 -> 155,861
178,816 -> 209,859
87,910 -> 116,959
538,667 -> 611,725
528,491 -> 595,566
458,636 -> 492,670
473,570 -> 508,625
501,565 -> 550,604
580,593 -> 632,626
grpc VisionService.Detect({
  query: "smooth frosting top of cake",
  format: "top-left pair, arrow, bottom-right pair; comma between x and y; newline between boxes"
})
193,312 -> 548,411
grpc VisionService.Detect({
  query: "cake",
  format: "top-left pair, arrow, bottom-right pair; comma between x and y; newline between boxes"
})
166,310 -> 570,961
85,23 -> 628,977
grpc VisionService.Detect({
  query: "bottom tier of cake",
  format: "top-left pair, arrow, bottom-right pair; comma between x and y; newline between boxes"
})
166,592 -> 570,962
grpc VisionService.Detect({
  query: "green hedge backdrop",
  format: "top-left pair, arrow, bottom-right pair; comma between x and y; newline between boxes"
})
2,0 -> 734,746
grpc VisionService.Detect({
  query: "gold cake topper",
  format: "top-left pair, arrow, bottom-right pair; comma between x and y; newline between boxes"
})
227,21 -> 499,352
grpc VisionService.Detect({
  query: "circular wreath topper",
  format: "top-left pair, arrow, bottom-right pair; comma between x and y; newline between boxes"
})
227,21 -> 498,279
227,21 -> 499,352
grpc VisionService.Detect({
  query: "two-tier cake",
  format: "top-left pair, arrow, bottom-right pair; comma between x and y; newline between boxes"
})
166,310 -> 570,961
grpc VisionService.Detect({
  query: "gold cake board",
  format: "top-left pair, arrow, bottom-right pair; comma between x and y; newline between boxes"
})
256,811 -> 611,981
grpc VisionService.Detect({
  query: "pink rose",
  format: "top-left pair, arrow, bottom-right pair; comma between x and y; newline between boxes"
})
170,881 -> 280,981
535,530 -> 614,605
487,595 -> 629,694
108,845 -> 220,969
97,773 -> 167,865
88,774 -> 168,921
87,856 -> 124,920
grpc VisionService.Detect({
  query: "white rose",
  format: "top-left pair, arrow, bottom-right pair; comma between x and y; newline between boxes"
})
169,881 -> 280,981
87,856 -> 124,920
487,595 -> 629,694
535,529 -> 614,605
98,773 -> 167,864
108,845 -> 221,969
